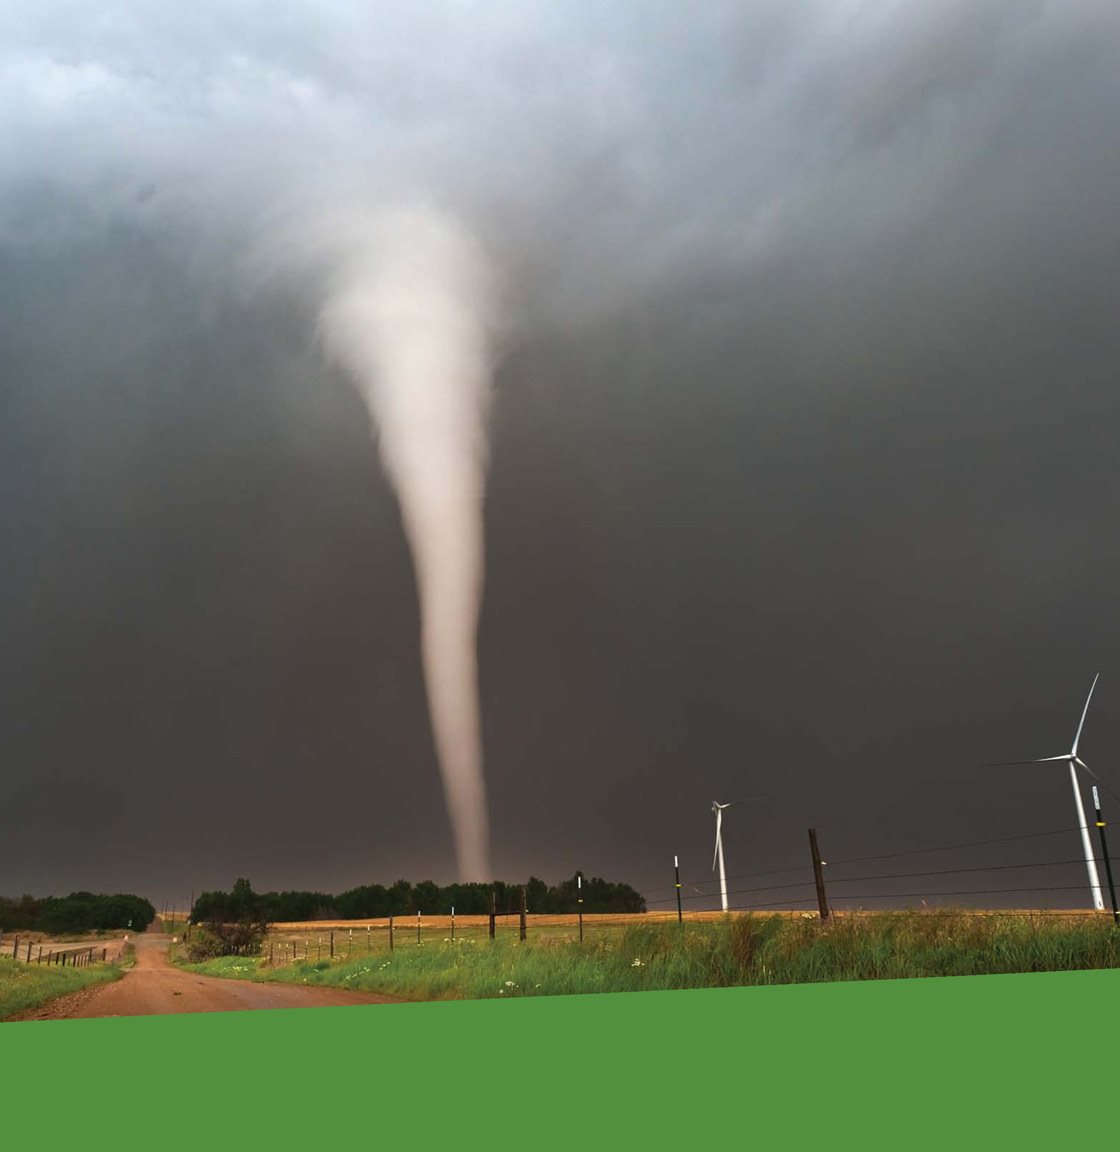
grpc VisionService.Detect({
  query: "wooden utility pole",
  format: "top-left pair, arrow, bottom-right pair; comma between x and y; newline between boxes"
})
577,873 -> 584,943
489,889 -> 496,940
808,828 -> 830,921
519,887 -> 527,942
1092,786 -> 1120,925
674,856 -> 683,925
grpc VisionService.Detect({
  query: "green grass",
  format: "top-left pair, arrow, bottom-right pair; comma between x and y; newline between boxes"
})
174,910 -> 1120,1001
0,955 -> 124,1020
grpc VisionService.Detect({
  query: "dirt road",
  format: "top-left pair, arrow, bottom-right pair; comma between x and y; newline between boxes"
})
10,932 -> 396,1021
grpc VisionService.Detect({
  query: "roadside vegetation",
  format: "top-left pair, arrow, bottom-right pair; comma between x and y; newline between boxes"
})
173,910 -> 1120,1002
0,952 -> 128,1020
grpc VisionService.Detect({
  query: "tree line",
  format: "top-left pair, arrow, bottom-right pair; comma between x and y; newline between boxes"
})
191,874 -> 646,924
0,892 -> 157,934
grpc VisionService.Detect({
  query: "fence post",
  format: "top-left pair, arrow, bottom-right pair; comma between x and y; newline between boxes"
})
12,936 -> 18,959
489,890 -> 496,940
808,828 -> 831,921
389,916 -> 394,951
37,945 -> 42,964
330,930 -> 334,958
519,887 -> 527,942
27,940 -> 33,962
102,948 -> 107,962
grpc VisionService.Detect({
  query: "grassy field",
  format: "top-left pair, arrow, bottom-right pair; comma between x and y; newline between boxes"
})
0,955 -> 126,1020
175,909 -> 1120,1001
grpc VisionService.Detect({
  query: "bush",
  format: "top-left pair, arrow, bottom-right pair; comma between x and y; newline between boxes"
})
186,921 -> 268,962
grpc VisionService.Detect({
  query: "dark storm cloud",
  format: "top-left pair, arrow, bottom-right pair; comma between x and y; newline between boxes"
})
2,2 -> 1120,908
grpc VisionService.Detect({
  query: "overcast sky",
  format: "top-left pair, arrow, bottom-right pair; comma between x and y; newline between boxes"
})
3,2 -> 1120,913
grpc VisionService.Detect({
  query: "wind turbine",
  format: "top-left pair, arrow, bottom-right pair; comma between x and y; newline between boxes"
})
711,802 -> 731,913
987,674 -> 1105,911
710,796 -> 766,913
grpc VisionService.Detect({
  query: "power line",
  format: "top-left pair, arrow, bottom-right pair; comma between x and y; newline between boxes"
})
724,884 -> 1098,912
641,860 -> 811,899
642,825 -> 1093,902
645,854 -> 1115,907
823,825 -> 1089,868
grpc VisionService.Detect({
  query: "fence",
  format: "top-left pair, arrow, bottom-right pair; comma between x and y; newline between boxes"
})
233,822 -> 1120,968
0,935 -> 116,967
638,823 -> 1120,921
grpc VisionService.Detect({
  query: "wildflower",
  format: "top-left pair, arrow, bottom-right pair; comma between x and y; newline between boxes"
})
631,958 -> 644,968
504,980 -> 517,987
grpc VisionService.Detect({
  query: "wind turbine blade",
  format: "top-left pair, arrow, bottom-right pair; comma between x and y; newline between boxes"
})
1071,673 -> 1100,756
725,796 -> 769,805
1074,758 -> 1120,807
981,756 -> 1070,767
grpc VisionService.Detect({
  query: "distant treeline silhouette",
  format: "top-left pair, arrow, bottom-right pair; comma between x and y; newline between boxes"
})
192,874 -> 646,924
0,892 -> 157,934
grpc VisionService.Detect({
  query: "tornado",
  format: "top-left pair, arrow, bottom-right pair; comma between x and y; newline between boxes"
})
316,207 -> 496,881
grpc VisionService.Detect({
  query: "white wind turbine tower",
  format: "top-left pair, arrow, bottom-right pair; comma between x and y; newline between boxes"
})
710,796 -> 768,913
987,674 -> 1105,911
711,801 -> 731,913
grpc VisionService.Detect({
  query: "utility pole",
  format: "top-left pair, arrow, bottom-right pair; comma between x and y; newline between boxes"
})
674,855 -> 683,925
808,828 -> 830,922
1092,786 -> 1120,925
577,872 -> 584,944
519,887 -> 527,942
